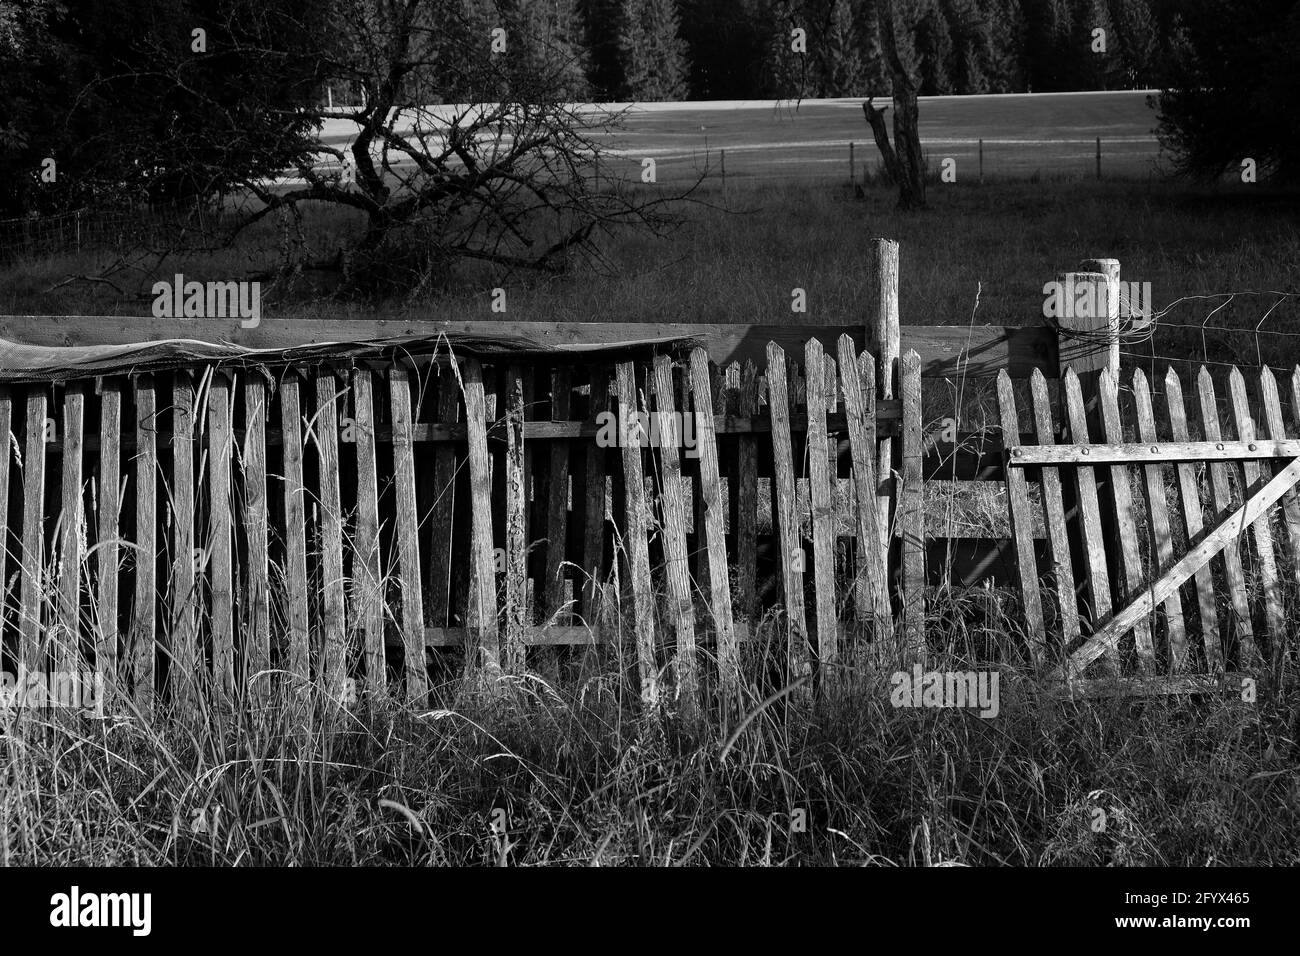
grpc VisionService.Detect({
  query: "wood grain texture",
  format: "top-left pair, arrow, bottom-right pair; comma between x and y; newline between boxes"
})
350,368 -> 385,689
1062,368 -> 1116,669
503,365 -> 528,674
1227,367 -> 1284,663
132,378 -> 156,708
1197,368 -> 1258,667
460,358 -> 502,684
313,371 -> 347,695
1164,369 -> 1221,672
805,339 -> 840,685
57,385 -> 84,674
279,375 -> 310,682
1098,369 -> 1154,671
168,376 -> 196,702
208,375 -> 234,695
766,343 -> 811,691
899,351 -> 926,661
243,377 -> 271,683
837,336 -> 890,651
95,383 -> 120,684
1131,369 -> 1187,671
615,360 -> 659,706
389,366 -> 429,698
651,355 -> 699,716
996,370 -> 1046,663
1029,369 -> 1081,652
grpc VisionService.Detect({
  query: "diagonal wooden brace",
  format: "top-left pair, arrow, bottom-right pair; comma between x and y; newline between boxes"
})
1057,456 -> 1300,681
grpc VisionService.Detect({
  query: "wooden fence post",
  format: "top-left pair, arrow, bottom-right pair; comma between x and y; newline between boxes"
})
869,238 -> 900,584
899,350 -> 926,660
1059,260 -> 1122,623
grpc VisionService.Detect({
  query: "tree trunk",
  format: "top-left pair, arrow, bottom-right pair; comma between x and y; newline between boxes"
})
864,0 -> 927,210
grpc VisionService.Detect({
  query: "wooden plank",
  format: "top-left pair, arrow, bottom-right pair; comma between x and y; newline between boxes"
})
1197,368 -> 1258,667
805,339 -> 839,685
1228,367 -> 1285,663
996,370 -> 1046,664
19,390 -> 46,672
1062,368 -> 1115,667
243,377 -> 271,684
837,336 -> 890,650
1029,369 -> 1081,651
208,375 -> 234,695
543,366 -> 573,624
428,366 -> 459,628
351,368 -> 385,689
132,378 -> 156,708
460,358 -> 502,683
1049,672 -> 1248,700
313,371 -> 347,695
424,621 -> 765,648
95,382 -> 120,683
1061,457 -> 1300,679
502,365 -> 528,674
0,317 -> 1058,381
1165,368 -> 1221,672
766,343 -> 811,690
580,366 -> 610,625
1258,367 -> 1300,589
279,375 -> 310,681
169,375 -> 196,701
389,365 -> 429,698
1006,439 -> 1300,465
1131,368 -> 1187,671
50,407 -> 883,447
615,360 -> 659,706
56,385 -> 84,674
899,350 -> 926,660
651,355 -> 699,716
736,360 -> 759,620
692,348 -> 739,704
1097,369 -> 1154,671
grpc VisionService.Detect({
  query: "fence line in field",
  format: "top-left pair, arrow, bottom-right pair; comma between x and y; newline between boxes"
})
2,246 -> 1296,716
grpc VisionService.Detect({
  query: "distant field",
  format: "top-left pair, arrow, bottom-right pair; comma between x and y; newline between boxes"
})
310,90 -> 1164,186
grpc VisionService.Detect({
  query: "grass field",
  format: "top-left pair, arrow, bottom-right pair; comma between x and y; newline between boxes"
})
309,90 -> 1164,185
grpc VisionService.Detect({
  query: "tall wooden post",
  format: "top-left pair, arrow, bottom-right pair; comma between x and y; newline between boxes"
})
869,238 -> 901,593
1057,260 -> 1122,646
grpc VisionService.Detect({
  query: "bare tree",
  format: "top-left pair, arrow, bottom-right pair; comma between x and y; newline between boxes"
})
861,0 -> 926,210
226,0 -> 686,295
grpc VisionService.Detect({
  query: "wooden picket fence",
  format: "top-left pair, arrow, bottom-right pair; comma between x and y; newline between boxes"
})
0,333 -> 930,714
3,246 -> 1297,714
998,362 -> 1300,694
2,335 -> 1298,715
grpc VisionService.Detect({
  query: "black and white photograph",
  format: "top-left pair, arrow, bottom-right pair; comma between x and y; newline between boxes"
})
0,0 -> 1293,933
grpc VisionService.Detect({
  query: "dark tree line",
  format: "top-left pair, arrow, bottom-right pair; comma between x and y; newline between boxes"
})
0,0 -> 1294,222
